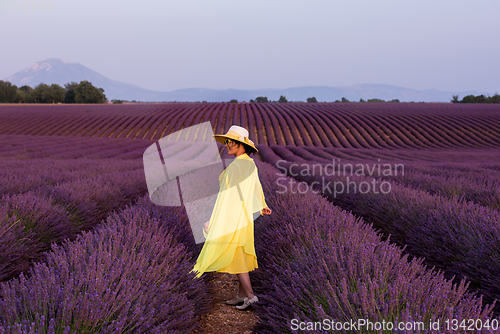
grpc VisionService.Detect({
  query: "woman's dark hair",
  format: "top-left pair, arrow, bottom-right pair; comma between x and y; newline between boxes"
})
236,141 -> 257,155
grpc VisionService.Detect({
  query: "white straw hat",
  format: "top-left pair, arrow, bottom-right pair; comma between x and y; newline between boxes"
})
213,125 -> 258,152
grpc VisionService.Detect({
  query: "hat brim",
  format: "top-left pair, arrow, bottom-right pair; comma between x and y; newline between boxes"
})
213,134 -> 258,153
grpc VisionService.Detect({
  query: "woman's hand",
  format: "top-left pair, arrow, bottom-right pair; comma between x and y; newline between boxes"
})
204,220 -> 210,233
261,207 -> 272,215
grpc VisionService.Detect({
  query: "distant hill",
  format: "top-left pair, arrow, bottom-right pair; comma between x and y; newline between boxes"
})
4,58 -> 486,102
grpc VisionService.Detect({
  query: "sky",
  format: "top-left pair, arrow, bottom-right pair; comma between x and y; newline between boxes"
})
1,0 -> 499,94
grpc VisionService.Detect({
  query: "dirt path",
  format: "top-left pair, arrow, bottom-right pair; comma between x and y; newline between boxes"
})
192,272 -> 258,333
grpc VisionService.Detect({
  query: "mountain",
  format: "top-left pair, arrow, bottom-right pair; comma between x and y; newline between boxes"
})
4,58 -> 485,102
3,58 -> 169,101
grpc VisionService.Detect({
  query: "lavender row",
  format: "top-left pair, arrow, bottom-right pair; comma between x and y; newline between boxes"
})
0,192 -> 78,282
250,160 -> 494,333
54,141 -> 150,160
282,147 -> 500,210
0,141 -> 149,161
402,161 -> 500,180
271,159 -> 500,311
268,144 -> 500,165
0,134 -> 152,161
0,168 -> 148,282
0,134 -> 111,154
259,145 -> 500,209
3,103 -> 500,147
34,168 -> 148,230
279,148 -> 500,210
0,195 -> 209,333
375,167 -> 500,210
0,159 -> 142,197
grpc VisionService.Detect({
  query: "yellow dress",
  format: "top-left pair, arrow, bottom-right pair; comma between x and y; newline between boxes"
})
191,153 -> 267,278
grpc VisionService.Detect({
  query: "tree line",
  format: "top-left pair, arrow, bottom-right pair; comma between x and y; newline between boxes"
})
238,95 -> 500,103
245,96 -> 318,103
0,80 -> 107,103
245,96 -> 399,103
452,94 -> 500,104
248,96 -> 295,103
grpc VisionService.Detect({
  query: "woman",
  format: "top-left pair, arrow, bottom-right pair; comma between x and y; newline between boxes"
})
191,125 -> 272,310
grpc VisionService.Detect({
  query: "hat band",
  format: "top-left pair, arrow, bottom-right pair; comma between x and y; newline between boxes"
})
226,130 -> 250,143
216,128 -> 257,151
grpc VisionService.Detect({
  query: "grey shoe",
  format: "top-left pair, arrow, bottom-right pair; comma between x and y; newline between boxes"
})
226,294 -> 246,305
236,295 -> 258,310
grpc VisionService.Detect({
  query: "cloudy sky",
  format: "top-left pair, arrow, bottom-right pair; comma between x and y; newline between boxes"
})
1,0 -> 499,93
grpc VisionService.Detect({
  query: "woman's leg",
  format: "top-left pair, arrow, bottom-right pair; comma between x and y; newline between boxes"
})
237,275 -> 246,298
237,272 -> 255,299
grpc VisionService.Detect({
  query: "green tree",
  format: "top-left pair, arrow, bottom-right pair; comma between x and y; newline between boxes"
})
359,98 -> 366,103
17,85 -> 32,103
31,83 -> 50,103
15,89 -> 26,103
461,95 -> 477,103
64,82 -> 78,103
74,80 -> 106,104
230,99 -> 238,103
341,97 -> 350,102
255,96 -> 268,103
307,97 -> 318,103
367,98 -> 385,103
19,85 -> 33,94
487,93 -> 500,103
17,85 -> 33,103
451,95 -> 459,103
475,95 -> 487,103
0,80 -> 18,103
458,93 -> 500,104
390,99 -> 400,103
42,84 -> 65,103
278,95 -> 288,103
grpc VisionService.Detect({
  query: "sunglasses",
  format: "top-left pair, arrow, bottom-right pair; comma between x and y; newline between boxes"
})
223,138 -> 233,145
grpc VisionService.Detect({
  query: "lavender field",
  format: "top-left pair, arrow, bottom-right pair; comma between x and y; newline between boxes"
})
0,103 -> 499,333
